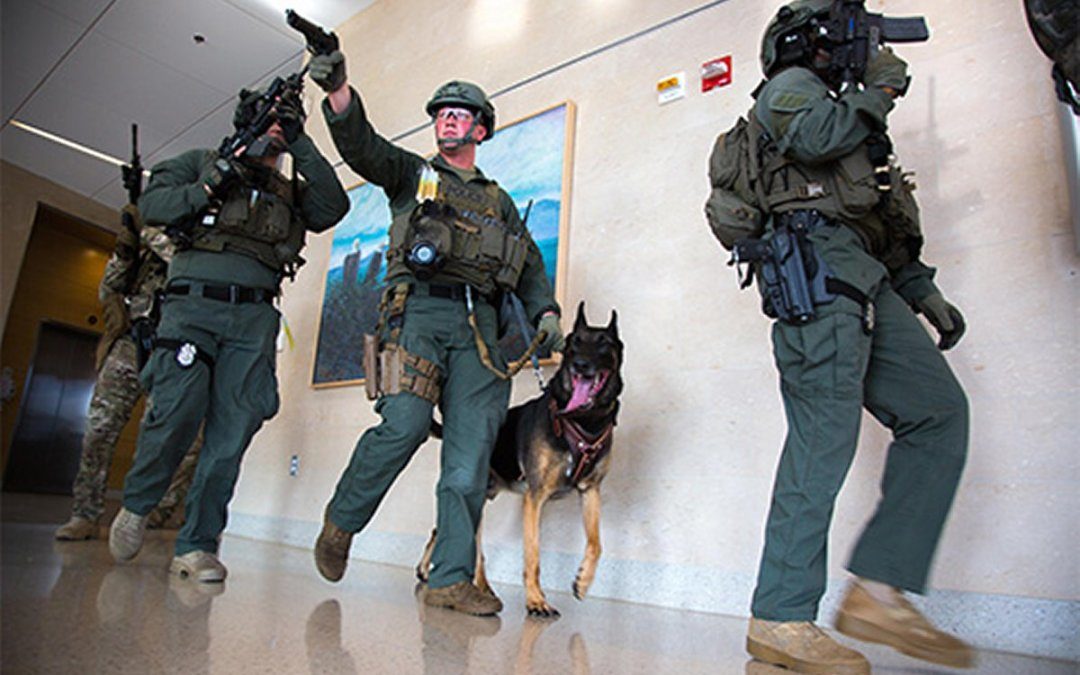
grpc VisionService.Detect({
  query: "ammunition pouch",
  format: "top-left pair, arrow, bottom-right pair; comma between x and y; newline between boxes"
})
388,179 -> 528,293
189,169 -> 307,278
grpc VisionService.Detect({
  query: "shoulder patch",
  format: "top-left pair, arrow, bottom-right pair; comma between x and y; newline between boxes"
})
771,91 -> 813,112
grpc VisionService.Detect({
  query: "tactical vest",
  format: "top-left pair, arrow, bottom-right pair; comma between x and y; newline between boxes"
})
750,104 -> 921,258
386,167 -> 529,295
189,168 -> 307,278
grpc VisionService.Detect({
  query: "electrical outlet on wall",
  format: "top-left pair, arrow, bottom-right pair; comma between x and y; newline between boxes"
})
289,454 -> 299,477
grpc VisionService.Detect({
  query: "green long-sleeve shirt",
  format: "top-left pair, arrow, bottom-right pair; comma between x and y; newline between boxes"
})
322,87 -> 558,322
139,135 -> 349,289
753,67 -> 937,302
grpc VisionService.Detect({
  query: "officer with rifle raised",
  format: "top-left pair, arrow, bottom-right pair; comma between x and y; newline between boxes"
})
106,23 -> 349,583
704,1 -> 973,671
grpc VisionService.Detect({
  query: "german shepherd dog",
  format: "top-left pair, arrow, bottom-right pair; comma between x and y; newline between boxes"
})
418,302 -> 623,617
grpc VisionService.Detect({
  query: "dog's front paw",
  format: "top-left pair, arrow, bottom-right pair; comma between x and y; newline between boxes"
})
526,600 -> 561,618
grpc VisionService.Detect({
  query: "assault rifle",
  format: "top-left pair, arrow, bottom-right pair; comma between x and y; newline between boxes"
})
119,124 -> 143,290
217,72 -> 304,160
286,9 -> 339,56
816,1 -> 930,90
217,10 -> 337,160
122,123 -> 143,207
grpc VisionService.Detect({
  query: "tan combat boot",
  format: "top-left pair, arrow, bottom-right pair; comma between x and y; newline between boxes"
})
314,517 -> 354,582
423,581 -> 503,616
170,550 -> 228,583
55,516 -> 98,541
746,618 -> 869,674
835,581 -> 975,668
108,508 -> 148,561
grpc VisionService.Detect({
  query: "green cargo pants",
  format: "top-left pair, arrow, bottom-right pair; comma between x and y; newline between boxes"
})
326,291 -> 510,589
122,286 -> 280,556
751,279 -> 969,622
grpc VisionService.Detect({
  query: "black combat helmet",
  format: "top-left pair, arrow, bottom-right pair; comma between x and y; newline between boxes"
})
760,0 -> 832,77
425,81 -> 496,143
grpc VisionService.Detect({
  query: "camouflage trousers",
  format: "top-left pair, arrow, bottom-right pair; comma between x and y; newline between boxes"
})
70,334 -> 203,523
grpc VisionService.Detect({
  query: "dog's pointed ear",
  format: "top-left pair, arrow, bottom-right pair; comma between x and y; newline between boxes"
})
574,301 -> 587,331
607,309 -> 619,336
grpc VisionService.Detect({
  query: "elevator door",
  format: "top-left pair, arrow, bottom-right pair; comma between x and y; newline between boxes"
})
3,322 -> 99,494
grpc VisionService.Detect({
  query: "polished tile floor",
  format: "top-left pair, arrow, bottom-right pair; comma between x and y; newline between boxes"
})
2,494 -> 1074,675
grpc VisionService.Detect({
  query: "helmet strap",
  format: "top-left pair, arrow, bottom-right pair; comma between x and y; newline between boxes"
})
436,115 -> 482,150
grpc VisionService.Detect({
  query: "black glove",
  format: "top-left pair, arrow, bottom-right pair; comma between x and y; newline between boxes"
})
916,292 -> 966,350
309,50 -> 346,93
274,93 -> 305,144
202,157 -> 241,200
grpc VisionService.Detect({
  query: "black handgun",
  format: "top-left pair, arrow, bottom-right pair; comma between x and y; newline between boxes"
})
729,212 -> 835,324
286,9 -> 339,56
819,1 -> 930,91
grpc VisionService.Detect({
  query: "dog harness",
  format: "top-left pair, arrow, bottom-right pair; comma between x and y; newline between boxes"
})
548,398 -> 617,485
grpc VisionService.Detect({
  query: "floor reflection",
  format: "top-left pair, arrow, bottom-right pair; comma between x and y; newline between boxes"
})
305,599 -> 358,674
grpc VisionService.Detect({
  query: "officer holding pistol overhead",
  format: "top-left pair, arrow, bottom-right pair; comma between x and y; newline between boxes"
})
107,82 -> 348,583
709,1 -> 973,671
307,49 -> 562,615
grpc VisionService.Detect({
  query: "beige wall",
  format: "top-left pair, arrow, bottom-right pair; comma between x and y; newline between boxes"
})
1,161 -> 119,337
220,0 -> 1076,656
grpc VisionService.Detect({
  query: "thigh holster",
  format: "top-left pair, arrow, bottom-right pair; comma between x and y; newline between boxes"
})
362,283 -> 441,404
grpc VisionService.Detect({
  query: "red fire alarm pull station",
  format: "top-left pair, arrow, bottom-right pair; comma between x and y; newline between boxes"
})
702,55 -> 733,92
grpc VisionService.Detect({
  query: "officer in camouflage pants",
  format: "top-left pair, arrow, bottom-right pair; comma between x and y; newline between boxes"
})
55,221 -> 203,541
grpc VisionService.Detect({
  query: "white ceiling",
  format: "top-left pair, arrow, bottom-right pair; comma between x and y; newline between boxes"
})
0,0 -> 372,211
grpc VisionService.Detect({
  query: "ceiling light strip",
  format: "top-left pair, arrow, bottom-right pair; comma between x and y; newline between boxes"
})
10,120 -> 126,168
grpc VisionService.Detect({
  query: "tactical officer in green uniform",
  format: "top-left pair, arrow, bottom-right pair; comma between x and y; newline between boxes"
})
307,51 -> 563,615
107,88 -> 349,582
720,2 -> 974,672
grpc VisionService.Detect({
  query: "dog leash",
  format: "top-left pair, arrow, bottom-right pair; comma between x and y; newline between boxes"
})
509,292 -> 545,390
464,285 -> 546,382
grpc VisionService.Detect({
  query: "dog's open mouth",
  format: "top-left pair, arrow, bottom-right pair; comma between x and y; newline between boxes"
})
561,370 -> 610,414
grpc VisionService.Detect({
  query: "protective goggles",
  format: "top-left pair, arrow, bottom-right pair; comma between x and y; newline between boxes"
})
435,107 -> 475,122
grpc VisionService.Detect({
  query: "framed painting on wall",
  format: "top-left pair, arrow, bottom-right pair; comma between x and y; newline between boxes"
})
311,101 -> 575,388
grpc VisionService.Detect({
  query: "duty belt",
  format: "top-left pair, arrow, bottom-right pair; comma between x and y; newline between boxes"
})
409,281 -> 494,306
166,283 -> 276,305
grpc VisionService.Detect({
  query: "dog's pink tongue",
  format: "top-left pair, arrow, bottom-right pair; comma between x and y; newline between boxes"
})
562,377 -> 593,413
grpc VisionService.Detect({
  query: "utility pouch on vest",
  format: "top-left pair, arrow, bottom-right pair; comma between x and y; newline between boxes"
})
704,116 -> 765,250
